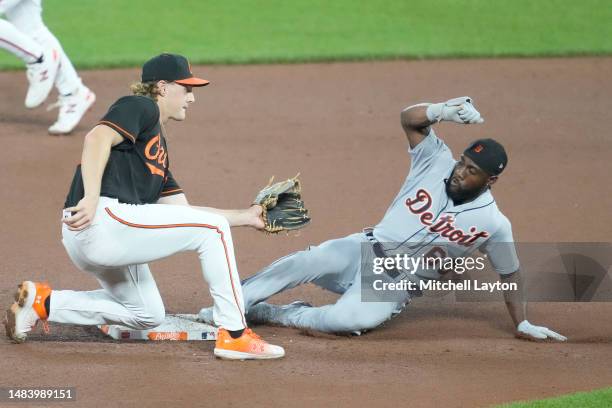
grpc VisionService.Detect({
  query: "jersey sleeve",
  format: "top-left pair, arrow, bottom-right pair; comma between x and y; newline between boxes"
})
408,128 -> 453,177
479,215 -> 520,275
160,170 -> 183,197
98,96 -> 159,143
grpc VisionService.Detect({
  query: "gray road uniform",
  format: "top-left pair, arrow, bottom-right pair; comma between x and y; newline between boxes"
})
201,129 -> 520,333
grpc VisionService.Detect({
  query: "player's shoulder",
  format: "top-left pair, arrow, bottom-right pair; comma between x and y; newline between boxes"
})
488,203 -> 512,233
108,95 -> 158,116
470,190 -> 510,226
100,95 -> 160,138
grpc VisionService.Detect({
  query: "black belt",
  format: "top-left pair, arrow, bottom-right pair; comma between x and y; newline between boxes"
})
364,228 -> 424,297
364,228 -> 401,279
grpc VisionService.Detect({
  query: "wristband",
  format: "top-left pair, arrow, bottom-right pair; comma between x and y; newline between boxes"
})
425,103 -> 445,123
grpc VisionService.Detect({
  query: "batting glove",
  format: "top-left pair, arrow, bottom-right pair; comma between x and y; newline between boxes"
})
516,320 -> 567,342
426,96 -> 485,124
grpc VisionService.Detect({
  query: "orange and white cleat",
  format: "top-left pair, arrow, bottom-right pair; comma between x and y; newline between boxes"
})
214,328 -> 285,360
4,281 -> 51,343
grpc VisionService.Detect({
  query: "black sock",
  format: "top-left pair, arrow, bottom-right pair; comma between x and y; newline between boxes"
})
33,54 -> 44,64
44,295 -> 51,316
228,329 -> 245,339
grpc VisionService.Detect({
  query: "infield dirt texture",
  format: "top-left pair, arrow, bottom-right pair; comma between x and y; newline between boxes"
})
0,57 -> 611,407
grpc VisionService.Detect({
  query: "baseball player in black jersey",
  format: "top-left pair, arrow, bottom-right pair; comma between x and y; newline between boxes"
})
5,53 -> 285,360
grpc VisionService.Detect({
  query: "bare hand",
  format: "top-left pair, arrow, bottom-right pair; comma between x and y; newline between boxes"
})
62,195 -> 99,231
248,204 -> 265,230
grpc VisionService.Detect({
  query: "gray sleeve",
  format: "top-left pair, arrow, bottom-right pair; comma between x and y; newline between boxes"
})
408,129 -> 452,177
479,216 -> 520,275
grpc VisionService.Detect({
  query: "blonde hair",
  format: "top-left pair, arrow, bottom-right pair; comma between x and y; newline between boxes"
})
130,81 -> 161,100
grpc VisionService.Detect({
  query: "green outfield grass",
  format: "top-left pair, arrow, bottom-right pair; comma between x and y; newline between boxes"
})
498,387 -> 612,408
0,0 -> 611,69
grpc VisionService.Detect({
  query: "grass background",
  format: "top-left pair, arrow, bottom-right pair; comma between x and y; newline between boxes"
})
498,387 -> 612,408
0,0 -> 611,69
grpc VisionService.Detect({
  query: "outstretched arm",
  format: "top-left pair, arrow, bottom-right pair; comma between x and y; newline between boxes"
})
501,271 -> 567,342
157,193 -> 264,229
400,96 -> 484,149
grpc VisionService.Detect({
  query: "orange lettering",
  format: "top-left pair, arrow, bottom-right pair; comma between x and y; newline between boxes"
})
157,146 -> 166,165
145,135 -> 160,160
146,162 -> 165,177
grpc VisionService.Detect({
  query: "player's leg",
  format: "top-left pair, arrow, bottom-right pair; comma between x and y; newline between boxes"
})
240,233 -> 364,309
0,18 -> 42,63
67,199 -> 284,359
5,0 -> 94,132
5,262 -> 165,343
0,17 -> 58,108
198,232 -> 364,324
249,273 -> 409,334
69,198 -> 247,332
49,263 -> 165,329
6,0 -> 80,94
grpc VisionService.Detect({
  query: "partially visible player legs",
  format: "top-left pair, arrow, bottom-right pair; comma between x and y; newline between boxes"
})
197,232 -> 365,325
5,198 -> 284,358
56,198 -> 248,331
197,232 -> 405,334
5,0 -> 95,133
49,263 -> 165,329
0,18 -> 42,63
198,231 -> 409,334
243,233 -> 365,306
0,18 -> 59,108
5,263 -> 165,343
249,273 -> 409,334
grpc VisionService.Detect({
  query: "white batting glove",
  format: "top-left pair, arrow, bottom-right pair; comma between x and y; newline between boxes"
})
516,320 -> 567,342
426,96 -> 485,124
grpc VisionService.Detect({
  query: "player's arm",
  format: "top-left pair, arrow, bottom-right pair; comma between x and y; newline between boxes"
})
483,223 -> 566,342
401,97 -> 484,149
157,194 -> 264,229
400,104 -> 433,149
501,271 -> 567,342
63,125 -> 124,231
501,271 -> 527,326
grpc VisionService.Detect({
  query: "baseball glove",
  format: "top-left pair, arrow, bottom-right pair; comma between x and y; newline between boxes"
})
253,174 -> 311,233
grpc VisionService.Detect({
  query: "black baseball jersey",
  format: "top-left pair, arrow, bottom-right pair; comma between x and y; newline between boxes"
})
64,95 -> 183,207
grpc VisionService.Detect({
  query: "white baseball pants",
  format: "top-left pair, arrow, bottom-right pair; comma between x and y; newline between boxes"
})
51,197 -> 247,331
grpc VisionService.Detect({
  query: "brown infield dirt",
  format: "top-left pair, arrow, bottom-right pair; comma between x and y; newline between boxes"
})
0,57 -> 611,408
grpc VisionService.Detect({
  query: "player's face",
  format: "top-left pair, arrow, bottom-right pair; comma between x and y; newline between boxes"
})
446,155 -> 495,202
164,82 -> 195,121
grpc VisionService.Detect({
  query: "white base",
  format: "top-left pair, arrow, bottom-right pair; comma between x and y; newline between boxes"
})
99,314 -> 217,341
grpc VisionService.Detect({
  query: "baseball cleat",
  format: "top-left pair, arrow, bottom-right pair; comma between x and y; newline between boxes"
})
48,85 -> 96,135
4,281 -> 51,343
245,302 -> 276,325
214,328 -> 285,360
246,300 -> 312,325
197,307 -> 213,325
25,49 -> 60,109
288,300 -> 313,308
